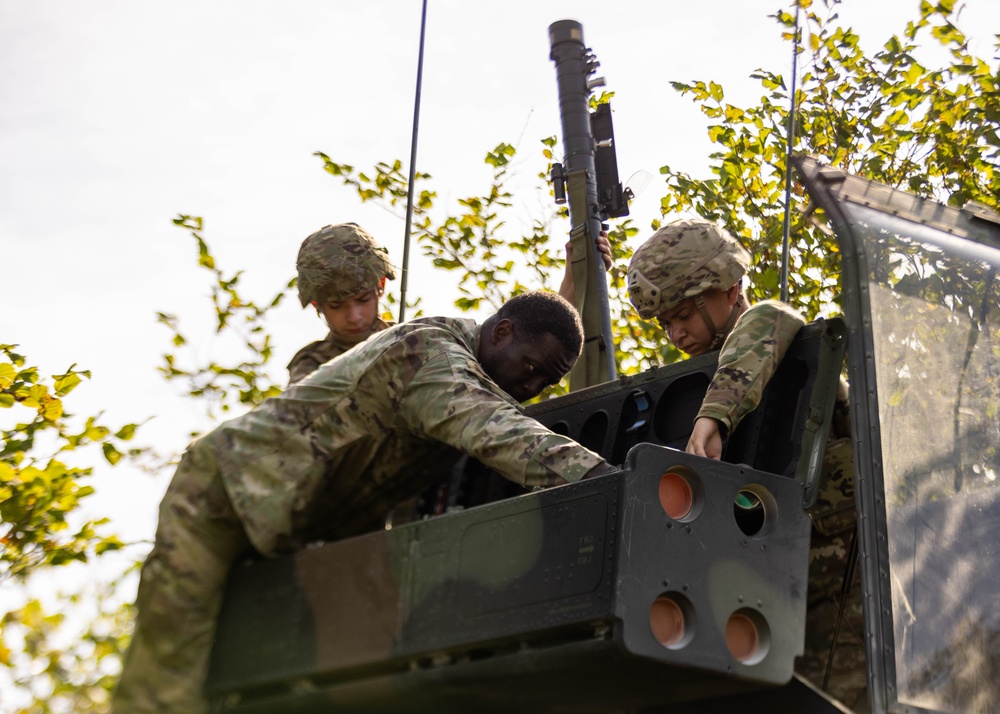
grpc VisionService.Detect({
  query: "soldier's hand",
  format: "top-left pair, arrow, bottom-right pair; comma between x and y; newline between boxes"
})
592,231 -> 613,270
686,417 -> 723,460
558,232 -> 613,304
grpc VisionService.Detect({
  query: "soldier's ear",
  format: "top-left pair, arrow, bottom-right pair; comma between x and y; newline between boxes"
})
491,318 -> 514,345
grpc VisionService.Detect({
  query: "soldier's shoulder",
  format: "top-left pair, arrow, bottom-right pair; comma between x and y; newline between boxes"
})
745,299 -> 806,323
287,335 -> 344,375
394,316 -> 479,348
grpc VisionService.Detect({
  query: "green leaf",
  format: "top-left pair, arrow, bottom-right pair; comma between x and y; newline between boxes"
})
114,424 -> 138,441
53,372 -> 82,396
0,362 -> 14,389
102,443 -> 122,465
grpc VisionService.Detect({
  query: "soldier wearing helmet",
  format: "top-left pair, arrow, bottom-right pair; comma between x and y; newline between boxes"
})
626,218 -> 807,458
287,223 -> 397,384
627,219 -> 751,354
112,291 -> 614,714
628,218 -> 864,709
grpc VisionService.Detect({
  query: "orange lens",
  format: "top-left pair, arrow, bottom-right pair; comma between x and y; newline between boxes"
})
725,612 -> 759,662
650,596 -> 686,647
659,471 -> 694,520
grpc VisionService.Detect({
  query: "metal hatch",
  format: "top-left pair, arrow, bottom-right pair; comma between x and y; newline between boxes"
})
795,156 -> 1000,714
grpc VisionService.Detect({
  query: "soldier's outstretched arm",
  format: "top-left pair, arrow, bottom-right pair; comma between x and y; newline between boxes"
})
399,351 -> 607,487
696,300 -> 806,435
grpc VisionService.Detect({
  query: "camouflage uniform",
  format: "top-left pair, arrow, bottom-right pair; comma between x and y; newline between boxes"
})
286,319 -> 391,385
627,220 -> 805,436
288,223 -> 397,385
696,299 -> 806,436
112,443 -> 250,714
628,218 -> 866,710
799,381 -> 868,712
113,315 -> 606,713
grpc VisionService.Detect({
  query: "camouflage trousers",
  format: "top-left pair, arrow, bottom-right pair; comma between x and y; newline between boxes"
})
112,440 -> 251,714
796,436 -> 870,713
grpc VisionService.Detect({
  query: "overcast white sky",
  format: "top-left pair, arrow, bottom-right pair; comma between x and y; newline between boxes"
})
2,0 -> 998,597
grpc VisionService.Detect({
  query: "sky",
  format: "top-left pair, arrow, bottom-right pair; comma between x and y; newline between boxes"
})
2,0 -> 999,627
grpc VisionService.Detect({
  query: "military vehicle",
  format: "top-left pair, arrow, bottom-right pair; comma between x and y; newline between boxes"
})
204,20 -> 1000,714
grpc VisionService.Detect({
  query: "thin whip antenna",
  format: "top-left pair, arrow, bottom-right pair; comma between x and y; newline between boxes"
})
398,0 -> 428,323
780,0 -> 801,303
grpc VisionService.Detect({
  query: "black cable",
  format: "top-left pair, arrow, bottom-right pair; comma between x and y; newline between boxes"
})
824,525 -> 859,690
780,0 -> 801,303
398,0 -> 429,323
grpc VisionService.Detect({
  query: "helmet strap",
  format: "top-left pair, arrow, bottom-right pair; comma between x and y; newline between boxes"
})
693,295 -> 721,349
697,284 -> 746,352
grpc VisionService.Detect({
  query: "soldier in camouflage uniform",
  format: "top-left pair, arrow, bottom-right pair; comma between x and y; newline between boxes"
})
111,290 -> 613,714
287,223 -> 397,385
626,218 -> 868,711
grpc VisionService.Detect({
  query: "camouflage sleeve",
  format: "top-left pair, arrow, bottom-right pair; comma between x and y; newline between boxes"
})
398,351 -> 607,487
287,347 -> 324,386
287,321 -> 392,387
696,300 -> 806,434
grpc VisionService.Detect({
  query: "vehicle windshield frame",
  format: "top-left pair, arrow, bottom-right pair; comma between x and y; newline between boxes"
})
796,156 -> 1000,714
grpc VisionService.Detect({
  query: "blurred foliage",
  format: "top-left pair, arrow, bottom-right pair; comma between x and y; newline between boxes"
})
1,575 -> 134,714
1,345 -> 142,713
155,215 -> 290,423
0,345 -> 141,581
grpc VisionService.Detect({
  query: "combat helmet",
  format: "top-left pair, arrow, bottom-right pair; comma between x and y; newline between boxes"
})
627,218 -> 750,349
296,223 -> 397,307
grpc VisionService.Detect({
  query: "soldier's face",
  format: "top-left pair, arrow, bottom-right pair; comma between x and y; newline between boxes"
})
481,321 -> 577,403
656,287 -> 738,356
319,288 -> 380,344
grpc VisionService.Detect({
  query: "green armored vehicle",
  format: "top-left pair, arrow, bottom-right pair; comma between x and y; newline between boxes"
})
204,155 -> 1000,714
204,21 -> 1000,714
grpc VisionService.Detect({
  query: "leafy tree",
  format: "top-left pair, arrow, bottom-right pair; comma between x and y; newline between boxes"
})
1,575 -> 134,714
662,0 -> 998,322
1,345 -> 143,713
156,215 -> 290,424
0,345 -> 139,580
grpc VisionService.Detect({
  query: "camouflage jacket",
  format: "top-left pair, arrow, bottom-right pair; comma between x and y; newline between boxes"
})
286,318 -> 391,385
696,300 -> 806,434
212,316 -> 607,556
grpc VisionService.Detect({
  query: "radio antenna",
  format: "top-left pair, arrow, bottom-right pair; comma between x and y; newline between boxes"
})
780,0 -> 801,303
398,0 -> 429,323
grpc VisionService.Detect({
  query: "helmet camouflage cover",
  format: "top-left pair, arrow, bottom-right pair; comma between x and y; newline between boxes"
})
296,223 -> 397,307
627,218 -> 750,319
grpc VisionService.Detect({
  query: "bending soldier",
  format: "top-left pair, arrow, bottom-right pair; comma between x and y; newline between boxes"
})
626,218 -> 866,711
287,223 -> 396,385
112,290 -> 614,714
626,219 -> 807,456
